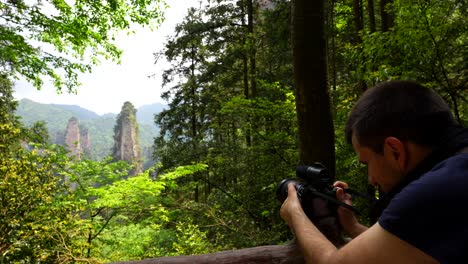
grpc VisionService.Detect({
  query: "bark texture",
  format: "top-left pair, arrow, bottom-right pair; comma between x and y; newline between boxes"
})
292,0 -> 335,175
115,243 -> 304,264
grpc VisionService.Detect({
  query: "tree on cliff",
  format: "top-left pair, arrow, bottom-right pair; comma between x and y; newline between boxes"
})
112,101 -> 142,176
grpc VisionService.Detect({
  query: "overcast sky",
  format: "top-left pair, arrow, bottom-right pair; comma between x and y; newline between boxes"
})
13,1 -> 201,115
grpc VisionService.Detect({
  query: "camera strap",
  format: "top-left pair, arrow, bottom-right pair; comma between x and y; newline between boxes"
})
309,189 -> 361,215
370,125 -> 468,221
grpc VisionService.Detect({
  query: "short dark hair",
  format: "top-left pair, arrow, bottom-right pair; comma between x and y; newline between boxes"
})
345,80 -> 456,153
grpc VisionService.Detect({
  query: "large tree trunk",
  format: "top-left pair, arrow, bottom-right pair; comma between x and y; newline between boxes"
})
115,243 -> 304,264
367,0 -> 376,33
352,0 -> 364,41
380,0 -> 394,32
328,0 -> 337,91
292,0 -> 335,174
247,0 -> 257,98
352,0 -> 368,92
241,0 -> 252,147
292,0 -> 343,246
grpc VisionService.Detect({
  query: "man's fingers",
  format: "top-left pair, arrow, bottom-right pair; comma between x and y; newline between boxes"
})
333,181 -> 349,189
336,187 -> 346,200
287,182 -> 297,198
336,187 -> 353,206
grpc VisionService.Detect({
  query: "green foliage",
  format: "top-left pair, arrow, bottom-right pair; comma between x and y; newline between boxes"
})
92,171 -> 165,209
0,0 -> 166,91
173,222 -> 221,255
332,89 -> 374,224
0,76 -> 19,126
58,159 -> 211,261
23,121 -> 50,144
0,139 -> 73,262
343,0 -> 468,122
97,223 -> 163,261
82,116 -> 119,159
154,0 -> 298,248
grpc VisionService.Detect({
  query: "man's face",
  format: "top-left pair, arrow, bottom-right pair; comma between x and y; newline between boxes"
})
352,135 -> 404,193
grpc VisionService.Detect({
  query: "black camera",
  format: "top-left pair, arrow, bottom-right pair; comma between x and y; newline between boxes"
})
277,163 -> 359,222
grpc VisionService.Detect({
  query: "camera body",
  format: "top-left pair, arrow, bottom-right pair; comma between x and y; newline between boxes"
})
277,163 -> 339,222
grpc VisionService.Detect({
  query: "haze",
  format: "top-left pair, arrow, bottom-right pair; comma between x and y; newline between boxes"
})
13,0 -> 201,115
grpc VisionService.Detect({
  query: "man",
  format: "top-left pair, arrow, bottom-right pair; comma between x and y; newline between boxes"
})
280,80 -> 468,264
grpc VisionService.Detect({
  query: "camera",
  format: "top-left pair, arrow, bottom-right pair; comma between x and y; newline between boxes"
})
277,163 -> 359,222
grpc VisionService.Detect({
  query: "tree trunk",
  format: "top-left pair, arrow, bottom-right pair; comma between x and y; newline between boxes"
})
380,0 -> 394,32
352,0 -> 367,92
292,0 -> 335,174
352,0 -> 364,41
115,243 -> 304,264
367,0 -> 376,33
247,0 -> 257,98
328,0 -> 337,91
292,0 -> 343,246
241,1 -> 252,147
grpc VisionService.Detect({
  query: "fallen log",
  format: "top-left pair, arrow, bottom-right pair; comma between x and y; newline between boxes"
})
115,243 -> 304,264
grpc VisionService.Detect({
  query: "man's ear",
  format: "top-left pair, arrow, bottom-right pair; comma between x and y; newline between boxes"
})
383,137 -> 408,170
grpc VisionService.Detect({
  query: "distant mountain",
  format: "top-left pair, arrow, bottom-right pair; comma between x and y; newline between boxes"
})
136,103 -> 166,124
50,103 -> 100,120
17,99 -> 88,131
15,99 -> 165,163
101,113 -> 117,119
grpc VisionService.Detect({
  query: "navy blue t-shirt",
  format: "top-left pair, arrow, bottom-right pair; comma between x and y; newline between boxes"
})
379,153 -> 468,263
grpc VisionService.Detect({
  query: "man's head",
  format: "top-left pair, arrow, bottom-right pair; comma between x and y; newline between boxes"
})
345,81 -> 456,192
345,80 -> 455,153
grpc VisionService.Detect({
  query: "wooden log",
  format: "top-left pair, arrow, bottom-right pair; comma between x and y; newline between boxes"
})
114,243 -> 304,264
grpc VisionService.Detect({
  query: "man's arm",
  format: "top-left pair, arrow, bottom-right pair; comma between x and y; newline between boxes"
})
280,184 -> 439,264
333,181 -> 368,238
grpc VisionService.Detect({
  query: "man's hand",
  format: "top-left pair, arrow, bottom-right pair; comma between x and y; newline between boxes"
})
280,183 -> 307,227
333,181 -> 368,238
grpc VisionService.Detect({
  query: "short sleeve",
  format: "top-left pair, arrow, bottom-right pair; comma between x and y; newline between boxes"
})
378,154 -> 468,263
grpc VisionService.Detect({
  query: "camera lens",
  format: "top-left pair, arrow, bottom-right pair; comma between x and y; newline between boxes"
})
276,179 -> 300,203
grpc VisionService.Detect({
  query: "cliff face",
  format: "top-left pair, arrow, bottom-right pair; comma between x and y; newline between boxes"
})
79,125 -> 91,157
112,102 -> 142,175
65,117 -> 81,159
63,117 -> 92,159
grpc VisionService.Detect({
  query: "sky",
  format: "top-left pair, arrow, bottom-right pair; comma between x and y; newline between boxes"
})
13,1 -> 202,115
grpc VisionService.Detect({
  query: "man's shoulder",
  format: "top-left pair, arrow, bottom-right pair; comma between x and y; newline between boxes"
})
380,152 -> 468,229
378,153 -> 468,263
436,151 -> 468,165
426,152 -> 468,183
